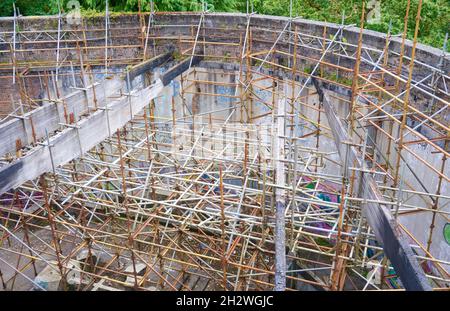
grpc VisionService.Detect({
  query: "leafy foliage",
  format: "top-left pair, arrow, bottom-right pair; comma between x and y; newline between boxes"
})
367,0 -> 449,50
1,0 -> 448,50
0,0 -> 15,17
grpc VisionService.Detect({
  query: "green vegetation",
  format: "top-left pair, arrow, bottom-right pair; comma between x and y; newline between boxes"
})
1,1 -> 448,50
323,72 -> 353,86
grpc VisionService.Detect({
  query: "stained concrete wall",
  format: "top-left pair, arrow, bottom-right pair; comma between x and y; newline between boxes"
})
0,12 -> 448,278
375,120 -> 450,273
0,13 -> 448,115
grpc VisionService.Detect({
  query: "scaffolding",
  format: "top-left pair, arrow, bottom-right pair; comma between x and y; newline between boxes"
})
0,2 -> 449,291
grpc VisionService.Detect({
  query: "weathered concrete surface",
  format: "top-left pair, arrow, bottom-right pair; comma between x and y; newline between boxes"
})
127,48 -> 174,82
0,51 -> 174,159
0,77 -> 121,158
161,56 -> 202,86
0,56 -> 195,196
1,13 -> 446,71
0,81 -> 163,195
274,96 -> 286,291
0,13 -> 447,116
313,77 -> 432,291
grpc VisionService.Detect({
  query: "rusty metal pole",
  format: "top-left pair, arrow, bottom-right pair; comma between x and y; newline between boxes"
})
393,0 -> 424,189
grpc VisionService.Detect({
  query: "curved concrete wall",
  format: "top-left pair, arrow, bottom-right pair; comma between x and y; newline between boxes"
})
0,12 -> 448,73
0,12 -> 447,117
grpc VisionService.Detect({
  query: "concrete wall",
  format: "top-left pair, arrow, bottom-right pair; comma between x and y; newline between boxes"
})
0,13 -> 448,115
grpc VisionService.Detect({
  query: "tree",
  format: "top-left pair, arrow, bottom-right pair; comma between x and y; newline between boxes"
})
0,0 -> 14,17
1,0 -> 447,50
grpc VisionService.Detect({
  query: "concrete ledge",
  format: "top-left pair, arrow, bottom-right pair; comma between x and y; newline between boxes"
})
0,54 -> 191,196
0,51 -> 174,160
313,77 -> 431,291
